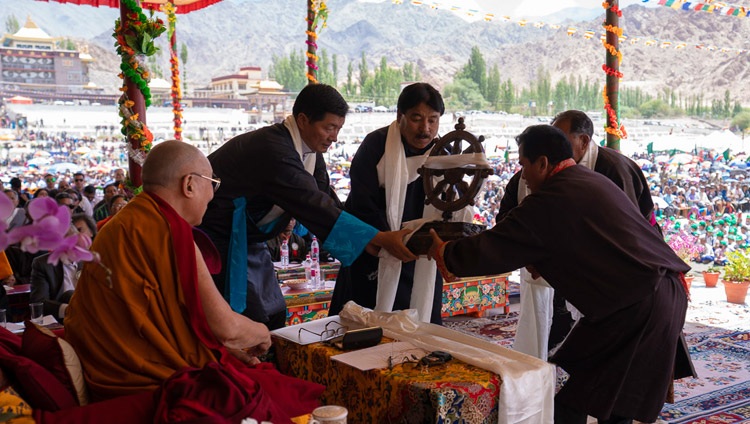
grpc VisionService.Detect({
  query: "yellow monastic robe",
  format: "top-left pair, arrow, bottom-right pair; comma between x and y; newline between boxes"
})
0,251 -> 13,281
65,193 -> 216,400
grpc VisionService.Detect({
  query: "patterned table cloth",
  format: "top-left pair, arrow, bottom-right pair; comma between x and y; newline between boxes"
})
274,337 -> 501,423
442,274 -> 510,317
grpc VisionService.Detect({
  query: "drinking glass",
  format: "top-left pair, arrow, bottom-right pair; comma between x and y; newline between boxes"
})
30,302 -> 44,325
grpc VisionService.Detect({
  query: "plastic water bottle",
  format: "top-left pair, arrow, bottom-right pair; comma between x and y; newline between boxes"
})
311,257 -> 322,289
303,254 -> 312,284
311,235 -> 320,263
280,239 -> 289,268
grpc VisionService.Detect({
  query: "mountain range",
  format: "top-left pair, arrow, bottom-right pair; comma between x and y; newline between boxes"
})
1,0 -> 749,104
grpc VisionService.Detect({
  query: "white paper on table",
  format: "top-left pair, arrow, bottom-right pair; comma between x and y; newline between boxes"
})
270,316 -> 343,345
5,315 -> 58,334
4,322 -> 25,333
330,341 -> 427,371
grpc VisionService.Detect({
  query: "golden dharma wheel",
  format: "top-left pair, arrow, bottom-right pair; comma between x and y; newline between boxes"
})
419,117 -> 494,220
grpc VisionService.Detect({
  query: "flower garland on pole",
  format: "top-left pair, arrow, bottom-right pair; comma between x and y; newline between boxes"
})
162,1 -> 183,141
602,1 -> 626,149
306,0 -> 328,84
113,0 -> 165,170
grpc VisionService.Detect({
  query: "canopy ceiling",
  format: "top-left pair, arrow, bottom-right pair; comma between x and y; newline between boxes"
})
35,0 -> 222,14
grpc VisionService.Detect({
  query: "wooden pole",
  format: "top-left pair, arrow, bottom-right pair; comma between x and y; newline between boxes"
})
306,0 -> 317,85
121,1 -> 144,186
168,1 -> 183,140
605,1 -> 620,151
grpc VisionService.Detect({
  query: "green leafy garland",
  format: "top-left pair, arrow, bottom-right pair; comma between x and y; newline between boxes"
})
113,0 -> 166,161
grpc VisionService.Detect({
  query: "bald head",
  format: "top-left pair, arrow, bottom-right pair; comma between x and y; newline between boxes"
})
141,141 -> 215,226
142,140 -> 206,191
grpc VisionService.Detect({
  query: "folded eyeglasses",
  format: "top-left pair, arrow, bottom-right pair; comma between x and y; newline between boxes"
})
298,321 -> 348,342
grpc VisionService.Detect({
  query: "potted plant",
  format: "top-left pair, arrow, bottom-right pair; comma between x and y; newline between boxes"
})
667,231 -> 704,291
702,266 -> 721,288
721,251 -> 750,304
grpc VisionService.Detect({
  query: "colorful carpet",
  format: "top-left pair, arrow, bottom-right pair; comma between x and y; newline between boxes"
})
443,283 -> 750,423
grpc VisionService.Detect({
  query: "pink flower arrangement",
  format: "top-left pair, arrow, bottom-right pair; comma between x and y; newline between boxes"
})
667,231 -> 704,263
0,195 -> 95,265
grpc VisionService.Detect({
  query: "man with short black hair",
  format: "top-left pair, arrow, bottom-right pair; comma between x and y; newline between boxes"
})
498,110 -> 656,360
430,124 -> 693,424
329,82 -> 447,324
200,84 -> 416,330
72,172 -> 94,217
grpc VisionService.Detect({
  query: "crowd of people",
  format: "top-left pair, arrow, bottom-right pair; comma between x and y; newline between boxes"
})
1,82 -> 745,423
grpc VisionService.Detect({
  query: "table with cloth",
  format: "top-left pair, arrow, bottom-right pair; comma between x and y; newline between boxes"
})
273,303 -> 556,424
442,273 -> 510,317
274,335 -> 501,423
279,272 -> 510,326
282,281 -> 335,326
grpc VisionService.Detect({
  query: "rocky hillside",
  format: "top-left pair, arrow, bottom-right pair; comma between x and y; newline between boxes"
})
1,0 -> 748,103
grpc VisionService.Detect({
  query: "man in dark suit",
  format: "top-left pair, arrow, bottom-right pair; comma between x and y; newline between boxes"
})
29,214 -> 96,322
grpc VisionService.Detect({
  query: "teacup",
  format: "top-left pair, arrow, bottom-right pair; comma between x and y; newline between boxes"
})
309,405 -> 347,424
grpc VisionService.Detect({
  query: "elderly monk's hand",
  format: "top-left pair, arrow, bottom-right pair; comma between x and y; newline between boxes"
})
228,348 -> 262,365
369,228 -> 417,262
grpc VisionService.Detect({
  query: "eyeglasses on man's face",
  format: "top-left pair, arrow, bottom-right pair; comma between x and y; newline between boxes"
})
189,173 -> 221,192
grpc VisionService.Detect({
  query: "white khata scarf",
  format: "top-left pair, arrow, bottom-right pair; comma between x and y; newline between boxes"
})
375,120 -> 440,323
257,115 -> 317,227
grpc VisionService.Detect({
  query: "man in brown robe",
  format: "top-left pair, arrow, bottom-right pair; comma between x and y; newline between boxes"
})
66,141 -> 323,422
430,125 -> 693,424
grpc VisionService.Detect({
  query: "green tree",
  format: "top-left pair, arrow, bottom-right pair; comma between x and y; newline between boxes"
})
458,46 -> 487,99
317,49 -> 335,86
731,111 -> 750,136
535,68 -> 552,114
5,15 -> 19,34
443,78 -> 488,111
358,52 -> 369,94
500,79 -> 515,112
486,65 -> 500,108
344,61 -> 355,96
639,99 -> 671,118
724,90 -> 732,118
270,50 -> 306,93
403,62 -> 415,82
371,57 -> 401,106
332,54 -> 338,87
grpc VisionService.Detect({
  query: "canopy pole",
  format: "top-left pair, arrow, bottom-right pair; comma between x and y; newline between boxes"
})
605,1 -> 621,151
166,1 -> 183,140
122,1 -> 145,186
306,0 -> 318,84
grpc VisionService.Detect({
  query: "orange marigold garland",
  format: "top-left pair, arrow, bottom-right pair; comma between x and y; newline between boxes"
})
119,93 -> 154,165
162,2 -> 183,141
306,1 -> 328,84
602,2 -> 626,140
114,0 -> 164,161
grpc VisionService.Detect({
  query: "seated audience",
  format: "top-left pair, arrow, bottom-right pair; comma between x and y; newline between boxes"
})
64,141 -> 323,421
266,217 -> 307,263
96,194 -> 128,230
